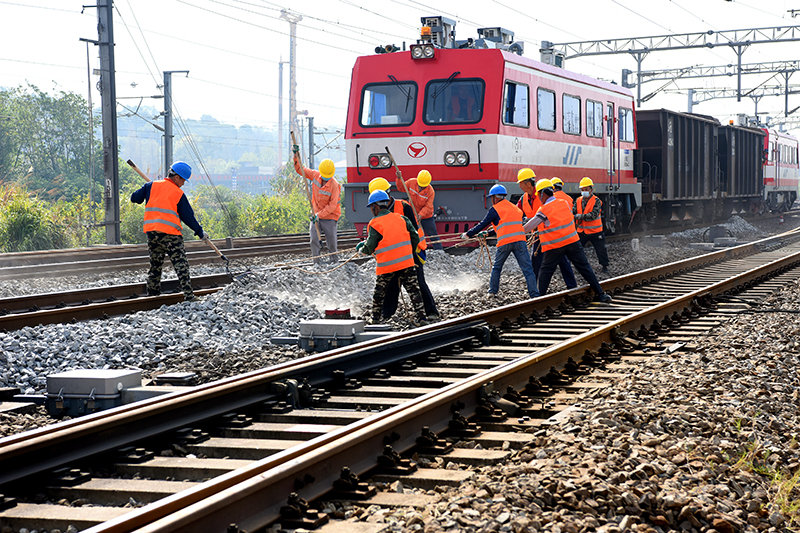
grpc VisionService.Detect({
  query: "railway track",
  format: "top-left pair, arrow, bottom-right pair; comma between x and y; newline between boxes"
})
1,229 -> 799,532
0,231 -> 360,280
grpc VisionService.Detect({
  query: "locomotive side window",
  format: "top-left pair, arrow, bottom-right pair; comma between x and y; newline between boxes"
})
359,81 -> 417,127
586,100 -> 603,138
502,81 -> 529,127
423,78 -> 484,124
537,88 -> 556,131
618,107 -> 634,142
563,94 -> 581,135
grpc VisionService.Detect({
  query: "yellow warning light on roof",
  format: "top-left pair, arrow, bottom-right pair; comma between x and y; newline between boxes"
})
421,26 -> 432,36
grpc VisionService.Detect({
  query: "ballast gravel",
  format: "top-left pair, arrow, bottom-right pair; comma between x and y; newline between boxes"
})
335,279 -> 800,532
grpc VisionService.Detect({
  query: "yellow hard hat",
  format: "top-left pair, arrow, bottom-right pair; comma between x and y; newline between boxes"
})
517,168 -> 535,183
579,177 -> 594,188
318,159 -> 335,178
551,177 -> 564,186
535,178 -> 553,193
417,169 -> 432,187
368,177 -> 391,194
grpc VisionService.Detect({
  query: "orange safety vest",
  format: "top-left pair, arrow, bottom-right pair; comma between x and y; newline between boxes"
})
491,199 -> 526,247
143,180 -> 184,236
311,175 -> 341,220
405,179 -> 435,219
392,199 -> 427,251
518,192 -> 541,219
575,195 -> 603,234
538,198 -> 580,252
554,190 -> 572,207
368,212 -> 416,275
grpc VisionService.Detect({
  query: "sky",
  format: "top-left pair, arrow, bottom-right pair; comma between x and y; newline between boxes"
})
2,0 -> 800,141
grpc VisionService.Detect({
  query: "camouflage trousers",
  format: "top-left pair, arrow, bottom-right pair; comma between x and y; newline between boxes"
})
146,231 -> 194,300
372,267 -> 426,323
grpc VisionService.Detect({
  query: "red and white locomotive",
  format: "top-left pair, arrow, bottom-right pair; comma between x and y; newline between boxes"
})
761,127 -> 799,211
342,16 -> 798,239
343,17 -> 637,239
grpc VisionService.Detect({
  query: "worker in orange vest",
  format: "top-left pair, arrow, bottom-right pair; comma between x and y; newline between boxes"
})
523,179 -> 611,302
293,153 -> 341,262
396,169 -> 443,250
574,177 -> 609,273
517,169 -> 576,289
369,177 -> 438,320
130,161 -> 206,302
550,177 -> 573,205
461,183 -> 538,298
356,190 -> 427,325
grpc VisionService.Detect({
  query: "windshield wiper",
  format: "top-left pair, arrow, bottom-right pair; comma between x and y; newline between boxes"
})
388,74 -> 413,114
431,71 -> 461,101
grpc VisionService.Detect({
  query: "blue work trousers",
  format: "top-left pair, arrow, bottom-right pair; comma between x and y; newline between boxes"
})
420,217 -> 444,250
490,240 -> 538,298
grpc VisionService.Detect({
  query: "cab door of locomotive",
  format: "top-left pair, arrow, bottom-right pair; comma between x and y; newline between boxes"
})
605,102 -> 616,186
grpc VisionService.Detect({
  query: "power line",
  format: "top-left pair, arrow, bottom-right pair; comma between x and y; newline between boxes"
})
608,0 -> 672,33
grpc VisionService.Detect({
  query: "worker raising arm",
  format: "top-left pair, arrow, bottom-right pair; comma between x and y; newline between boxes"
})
293,154 -> 342,261
395,169 -> 443,250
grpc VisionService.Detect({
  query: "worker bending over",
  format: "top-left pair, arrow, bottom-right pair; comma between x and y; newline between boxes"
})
517,169 -> 576,289
396,169 -> 443,250
293,151 -> 341,261
356,190 -> 428,326
368,177 -> 438,320
461,184 -> 538,299
574,177 -> 609,273
130,161 -> 206,302
523,179 -> 612,302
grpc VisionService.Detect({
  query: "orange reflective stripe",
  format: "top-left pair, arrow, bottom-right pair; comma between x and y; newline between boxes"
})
143,180 -> 184,235
368,212 -> 416,274
576,195 -> 603,234
491,199 -> 526,247
539,199 -> 580,251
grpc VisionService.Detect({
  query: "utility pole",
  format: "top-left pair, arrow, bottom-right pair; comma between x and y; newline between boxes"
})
81,0 -> 120,244
278,59 -> 288,166
307,116 -> 314,169
163,70 -> 189,174
280,10 -> 302,140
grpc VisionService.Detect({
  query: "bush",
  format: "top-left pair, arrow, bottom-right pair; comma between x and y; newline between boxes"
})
243,191 -> 312,235
0,185 -> 68,251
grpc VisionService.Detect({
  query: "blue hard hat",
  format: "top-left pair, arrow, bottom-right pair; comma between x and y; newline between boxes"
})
488,184 -> 507,197
170,161 -> 192,180
367,189 -> 390,206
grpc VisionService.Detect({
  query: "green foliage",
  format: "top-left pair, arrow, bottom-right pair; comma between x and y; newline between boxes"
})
243,190 -> 311,236
0,184 -> 68,251
0,84 -> 102,202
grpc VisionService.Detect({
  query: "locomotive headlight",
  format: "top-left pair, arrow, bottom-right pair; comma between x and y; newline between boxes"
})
444,151 -> 469,166
410,44 -> 435,60
368,153 -> 392,169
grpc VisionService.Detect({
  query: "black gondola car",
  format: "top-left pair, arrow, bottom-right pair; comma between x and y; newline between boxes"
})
717,124 -> 765,215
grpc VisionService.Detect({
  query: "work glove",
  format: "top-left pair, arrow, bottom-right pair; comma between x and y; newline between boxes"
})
292,144 -> 300,154
310,214 -> 319,223
460,232 -> 469,240
355,241 -> 366,254
574,214 -> 583,221
200,231 -> 210,240
395,169 -> 403,180
477,231 -> 489,239
415,249 -> 427,264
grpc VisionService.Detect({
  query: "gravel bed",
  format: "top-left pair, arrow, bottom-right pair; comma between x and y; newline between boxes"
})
0,214 -> 798,437
340,280 -> 800,532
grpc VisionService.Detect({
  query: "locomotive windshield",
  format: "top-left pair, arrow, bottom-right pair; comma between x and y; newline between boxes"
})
424,78 -> 485,125
360,81 -> 417,127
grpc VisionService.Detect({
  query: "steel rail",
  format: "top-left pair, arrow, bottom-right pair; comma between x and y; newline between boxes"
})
95,233 -> 800,533
1,229 -> 795,482
2,229 -> 798,531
